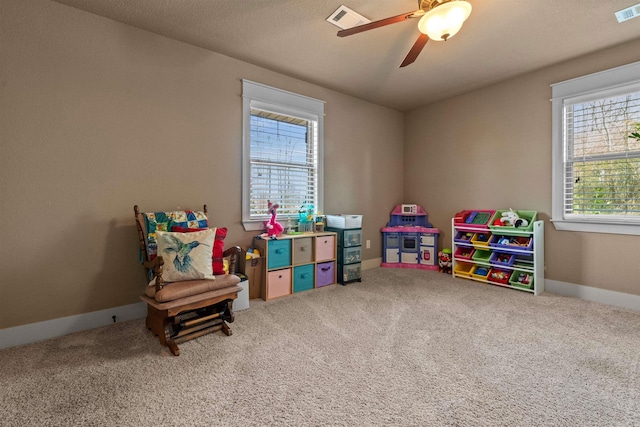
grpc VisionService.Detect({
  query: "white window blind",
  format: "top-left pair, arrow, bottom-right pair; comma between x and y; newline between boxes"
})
241,80 -> 324,230
563,91 -> 640,218
551,60 -> 640,235
249,109 -> 318,217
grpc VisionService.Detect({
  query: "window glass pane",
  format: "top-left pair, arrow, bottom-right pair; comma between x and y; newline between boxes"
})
564,91 -> 640,218
249,110 -> 318,219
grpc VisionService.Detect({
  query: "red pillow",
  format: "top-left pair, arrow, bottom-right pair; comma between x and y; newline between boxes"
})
171,226 -> 227,275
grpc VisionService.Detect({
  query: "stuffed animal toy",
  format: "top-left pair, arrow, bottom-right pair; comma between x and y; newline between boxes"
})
261,200 -> 284,239
438,249 -> 452,274
499,209 -> 529,228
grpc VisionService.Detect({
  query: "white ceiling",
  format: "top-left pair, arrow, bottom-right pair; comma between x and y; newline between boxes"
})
50,0 -> 640,111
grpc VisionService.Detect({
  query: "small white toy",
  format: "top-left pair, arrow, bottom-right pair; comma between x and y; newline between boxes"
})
500,209 -> 529,228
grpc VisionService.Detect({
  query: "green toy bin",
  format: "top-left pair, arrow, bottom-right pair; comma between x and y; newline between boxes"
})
509,270 -> 535,290
471,249 -> 491,263
488,210 -> 537,233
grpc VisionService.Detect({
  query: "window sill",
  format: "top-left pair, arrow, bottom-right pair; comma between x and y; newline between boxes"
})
242,220 -> 266,232
551,219 -> 640,236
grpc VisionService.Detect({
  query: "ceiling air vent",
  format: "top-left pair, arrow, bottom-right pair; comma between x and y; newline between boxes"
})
615,2 -> 640,23
326,5 -> 370,30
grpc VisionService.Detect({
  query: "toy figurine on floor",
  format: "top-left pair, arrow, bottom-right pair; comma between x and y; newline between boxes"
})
438,249 -> 452,274
259,200 -> 284,239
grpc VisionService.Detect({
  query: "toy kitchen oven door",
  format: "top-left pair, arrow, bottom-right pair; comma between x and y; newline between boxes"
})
400,232 -> 436,266
400,233 -> 420,264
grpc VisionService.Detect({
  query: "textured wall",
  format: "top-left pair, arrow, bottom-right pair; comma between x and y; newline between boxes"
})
0,0 -> 403,328
404,38 -> 640,296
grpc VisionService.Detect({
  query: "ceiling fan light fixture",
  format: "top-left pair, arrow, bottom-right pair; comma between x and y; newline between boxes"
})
418,0 -> 472,41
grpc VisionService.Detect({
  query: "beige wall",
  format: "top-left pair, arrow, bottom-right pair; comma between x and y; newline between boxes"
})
0,0 -> 404,329
404,38 -> 640,296
3,0 -> 638,332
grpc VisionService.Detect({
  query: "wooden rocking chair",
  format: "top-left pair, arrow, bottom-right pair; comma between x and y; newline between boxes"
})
134,205 -> 242,356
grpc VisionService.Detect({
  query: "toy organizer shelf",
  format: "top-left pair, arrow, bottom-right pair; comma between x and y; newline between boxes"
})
451,216 -> 544,295
253,232 -> 337,300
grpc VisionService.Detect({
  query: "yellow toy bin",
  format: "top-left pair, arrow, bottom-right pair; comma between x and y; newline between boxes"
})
471,231 -> 492,246
454,262 -> 474,277
470,265 -> 491,280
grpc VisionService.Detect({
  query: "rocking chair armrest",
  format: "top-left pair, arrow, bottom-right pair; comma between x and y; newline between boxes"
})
223,246 -> 242,275
143,256 -> 165,289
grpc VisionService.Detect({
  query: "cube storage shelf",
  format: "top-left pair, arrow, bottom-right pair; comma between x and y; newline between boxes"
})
253,232 -> 337,300
326,227 -> 362,285
451,214 -> 544,295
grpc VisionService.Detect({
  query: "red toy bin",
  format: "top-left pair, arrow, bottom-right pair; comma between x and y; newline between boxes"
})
454,246 -> 475,260
489,251 -> 515,266
453,210 -> 496,230
488,268 -> 512,285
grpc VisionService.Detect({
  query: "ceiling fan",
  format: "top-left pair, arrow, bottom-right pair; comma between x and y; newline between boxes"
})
337,0 -> 472,68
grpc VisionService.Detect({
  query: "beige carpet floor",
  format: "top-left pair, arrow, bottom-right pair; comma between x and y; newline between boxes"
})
1,268 -> 639,426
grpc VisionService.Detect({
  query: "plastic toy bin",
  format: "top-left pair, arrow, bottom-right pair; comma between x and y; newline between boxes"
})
488,268 -> 512,285
489,251 -> 515,266
513,254 -> 534,268
454,230 -> 474,244
509,270 -> 535,289
470,265 -> 491,280
454,246 -> 475,260
489,235 -> 533,251
471,232 -> 491,246
454,262 -> 474,277
453,210 -> 496,229
489,210 -> 537,233
326,214 -> 362,229
471,249 -> 492,263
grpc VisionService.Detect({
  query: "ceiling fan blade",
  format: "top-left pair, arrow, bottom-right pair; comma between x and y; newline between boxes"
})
400,33 -> 429,68
337,11 -> 419,37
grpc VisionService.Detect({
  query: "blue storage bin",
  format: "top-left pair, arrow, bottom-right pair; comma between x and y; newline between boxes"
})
293,264 -> 314,292
267,239 -> 291,269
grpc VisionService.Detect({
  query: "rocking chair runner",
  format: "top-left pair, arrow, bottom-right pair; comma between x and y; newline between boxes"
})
134,205 -> 242,356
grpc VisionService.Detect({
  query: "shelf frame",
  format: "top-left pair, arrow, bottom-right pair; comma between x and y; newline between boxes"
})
452,219 -> 544,295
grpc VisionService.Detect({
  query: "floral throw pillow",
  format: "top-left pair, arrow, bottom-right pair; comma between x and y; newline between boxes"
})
155,228 -> 217,283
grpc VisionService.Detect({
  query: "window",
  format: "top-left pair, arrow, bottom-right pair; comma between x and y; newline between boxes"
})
242,80 -> 324,231
551,61 -> 640,235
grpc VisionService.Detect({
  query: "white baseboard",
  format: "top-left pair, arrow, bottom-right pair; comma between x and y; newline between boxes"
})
0,302 -> 147,350
546,279 -> 640,312
2,274 -> 637,351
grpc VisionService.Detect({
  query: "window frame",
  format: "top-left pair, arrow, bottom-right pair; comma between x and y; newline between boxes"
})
551,60 -> 640,236
241,80 -> 325,231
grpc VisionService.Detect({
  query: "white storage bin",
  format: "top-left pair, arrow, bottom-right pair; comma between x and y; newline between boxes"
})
326,214 -> 363,229
232,279 -> 250,311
